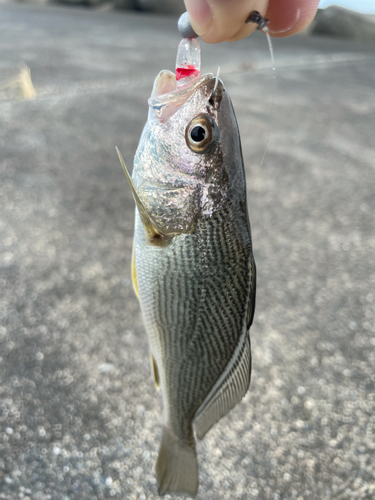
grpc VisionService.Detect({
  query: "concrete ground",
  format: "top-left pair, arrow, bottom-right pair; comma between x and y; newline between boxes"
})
0,4 -> 374,500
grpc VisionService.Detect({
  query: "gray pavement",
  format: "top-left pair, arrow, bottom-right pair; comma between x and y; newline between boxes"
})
1,4 -> 375,500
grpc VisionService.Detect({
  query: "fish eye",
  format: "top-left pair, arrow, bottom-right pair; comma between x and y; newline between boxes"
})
190,125 -> 206,143
185,114 -> 217,154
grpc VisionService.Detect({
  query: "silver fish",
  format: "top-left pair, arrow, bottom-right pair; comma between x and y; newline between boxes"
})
117,69 -> 256,497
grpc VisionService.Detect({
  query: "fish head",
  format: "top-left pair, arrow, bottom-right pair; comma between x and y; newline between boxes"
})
133,70 -> 246,234
147,70 -> 244,179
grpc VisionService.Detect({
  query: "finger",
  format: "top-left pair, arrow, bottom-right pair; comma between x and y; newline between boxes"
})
184,0 -> 269,44
265,0 -> 320,37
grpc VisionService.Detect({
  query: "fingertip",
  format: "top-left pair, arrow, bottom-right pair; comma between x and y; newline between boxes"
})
184,0 -> 268,44
184,0 -> 213,38
227,24 -> 258,43
265,0 -> 320,37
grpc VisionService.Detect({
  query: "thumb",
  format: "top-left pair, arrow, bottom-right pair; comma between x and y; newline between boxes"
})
184,0 -> 269,44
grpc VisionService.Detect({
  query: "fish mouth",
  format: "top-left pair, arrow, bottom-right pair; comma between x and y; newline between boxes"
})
148,70 -> 213,123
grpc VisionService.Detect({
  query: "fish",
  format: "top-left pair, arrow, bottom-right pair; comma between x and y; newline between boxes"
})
117,68 -> 256,497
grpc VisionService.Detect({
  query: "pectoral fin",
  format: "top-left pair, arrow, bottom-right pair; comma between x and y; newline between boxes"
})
115,147 -> 162,241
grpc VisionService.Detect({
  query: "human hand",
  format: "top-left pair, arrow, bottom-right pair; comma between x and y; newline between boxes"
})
184,0 -> 320,43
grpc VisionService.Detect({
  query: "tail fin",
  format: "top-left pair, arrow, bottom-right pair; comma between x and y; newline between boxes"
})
156,426 -> 198,497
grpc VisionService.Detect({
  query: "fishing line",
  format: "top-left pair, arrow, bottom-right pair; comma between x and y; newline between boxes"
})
247,11 -> 277,169
259,27 -> 276,168
213,66 -> 221,94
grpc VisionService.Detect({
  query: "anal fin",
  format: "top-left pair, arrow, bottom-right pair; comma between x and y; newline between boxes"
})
150,353 -> 160,390
193,330 -> 251,440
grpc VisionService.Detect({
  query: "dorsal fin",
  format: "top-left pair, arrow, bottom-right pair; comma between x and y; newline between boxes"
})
247,259 -> 256,329
193,330 -> 251,440
116,147 -> 163,240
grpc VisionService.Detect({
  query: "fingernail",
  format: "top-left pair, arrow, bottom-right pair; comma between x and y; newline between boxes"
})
184,0 -> 213,36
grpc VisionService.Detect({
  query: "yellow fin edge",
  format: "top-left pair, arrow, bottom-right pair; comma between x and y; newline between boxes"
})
131,243 -> 139,299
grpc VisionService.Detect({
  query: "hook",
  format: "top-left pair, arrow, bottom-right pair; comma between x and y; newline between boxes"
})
246,11 -> 269,30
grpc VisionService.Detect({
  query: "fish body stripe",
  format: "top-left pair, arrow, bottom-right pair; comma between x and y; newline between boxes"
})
135,200 -> 254,438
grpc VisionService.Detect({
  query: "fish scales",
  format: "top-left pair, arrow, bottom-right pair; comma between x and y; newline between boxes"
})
135,202 -> 252,420
123,71 -> 256,497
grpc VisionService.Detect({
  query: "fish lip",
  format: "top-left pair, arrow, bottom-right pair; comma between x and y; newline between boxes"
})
148,73 -> 213,123
153,72 -> 213,99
